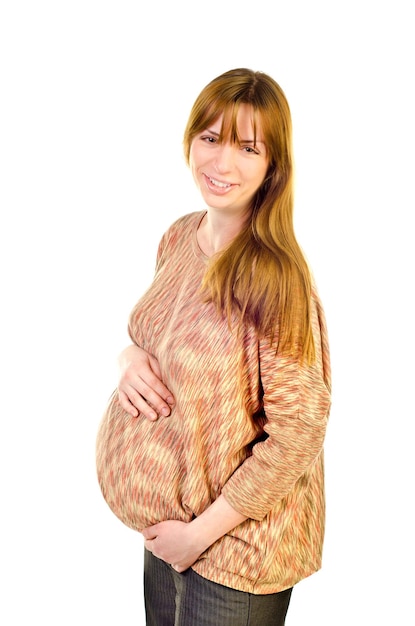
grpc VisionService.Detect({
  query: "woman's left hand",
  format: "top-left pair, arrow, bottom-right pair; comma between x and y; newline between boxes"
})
142,520 -> 206,573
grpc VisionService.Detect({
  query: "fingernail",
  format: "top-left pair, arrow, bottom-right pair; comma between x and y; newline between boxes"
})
161,407 -> 170,417
167,396 -> 174,405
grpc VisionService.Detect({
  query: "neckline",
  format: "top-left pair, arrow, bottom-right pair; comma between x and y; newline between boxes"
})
192,211 -> 210,263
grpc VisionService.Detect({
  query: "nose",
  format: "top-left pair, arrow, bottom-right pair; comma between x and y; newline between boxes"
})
214,143 -> 235,174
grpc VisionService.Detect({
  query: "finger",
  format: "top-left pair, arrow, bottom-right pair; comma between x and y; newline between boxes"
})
117,390 -> 139,417
130,380 -> 173,418
144,539 -> 153,552
128,359 -> 174,405
172,564 -> 186,573
119,373 -> 173,418
147,357 -> 174,405
142,525 -> 159,540
118,389 -> 157,421
121,361 -> 175,412
137,373 -> 175,410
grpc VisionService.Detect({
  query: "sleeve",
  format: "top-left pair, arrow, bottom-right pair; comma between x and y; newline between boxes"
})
221,290 -> 332,520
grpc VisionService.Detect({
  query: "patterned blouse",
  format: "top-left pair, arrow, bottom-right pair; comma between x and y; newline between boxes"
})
96,211 -> 332,594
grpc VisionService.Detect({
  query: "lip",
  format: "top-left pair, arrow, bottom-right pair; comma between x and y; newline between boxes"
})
203,173 -> 235,195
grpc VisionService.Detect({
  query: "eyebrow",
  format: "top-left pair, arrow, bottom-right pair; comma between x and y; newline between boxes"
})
205,129 -> 265,145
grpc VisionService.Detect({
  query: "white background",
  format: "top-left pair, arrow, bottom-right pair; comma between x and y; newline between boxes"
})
1,1 -> 414,624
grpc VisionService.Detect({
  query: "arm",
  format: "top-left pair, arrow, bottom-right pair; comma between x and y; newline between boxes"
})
118,344 -> 175,421
142,495 -> 247,572
222,292 -> 331,520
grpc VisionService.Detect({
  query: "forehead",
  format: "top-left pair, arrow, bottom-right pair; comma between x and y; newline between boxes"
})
210,103 -> 264,142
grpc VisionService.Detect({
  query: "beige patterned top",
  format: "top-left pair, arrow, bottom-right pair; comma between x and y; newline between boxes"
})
96,211 -> 332,594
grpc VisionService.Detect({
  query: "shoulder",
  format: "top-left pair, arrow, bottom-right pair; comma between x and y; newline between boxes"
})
156,211 -> 204,263
163,211 -> 204,239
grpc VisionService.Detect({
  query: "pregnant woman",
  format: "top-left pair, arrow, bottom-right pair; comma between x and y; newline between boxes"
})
96,67 -> 332,626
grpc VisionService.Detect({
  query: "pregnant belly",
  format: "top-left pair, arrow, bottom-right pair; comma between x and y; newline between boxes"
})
96,391 -> 191,531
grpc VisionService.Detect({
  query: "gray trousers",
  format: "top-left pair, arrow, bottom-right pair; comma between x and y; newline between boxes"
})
144,550 -> 292,626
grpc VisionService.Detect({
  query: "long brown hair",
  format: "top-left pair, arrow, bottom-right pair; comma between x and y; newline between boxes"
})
183,68 -> 315,362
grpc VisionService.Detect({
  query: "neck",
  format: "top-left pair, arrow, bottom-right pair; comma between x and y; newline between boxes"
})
198,209 -> 249,257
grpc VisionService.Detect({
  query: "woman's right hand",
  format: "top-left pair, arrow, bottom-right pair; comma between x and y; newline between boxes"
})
117,344 -> 175,421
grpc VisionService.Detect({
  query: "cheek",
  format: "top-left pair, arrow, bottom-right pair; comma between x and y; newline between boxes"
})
188,156 -> 201,187
251,164 -> 269,188
259,162 -> 270,185
189,145 -> 201,173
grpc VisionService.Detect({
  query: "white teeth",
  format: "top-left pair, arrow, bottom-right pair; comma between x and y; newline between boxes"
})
209,177 -> 231,188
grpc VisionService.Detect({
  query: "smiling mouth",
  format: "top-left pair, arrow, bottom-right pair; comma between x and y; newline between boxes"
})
207,175 -> 232,189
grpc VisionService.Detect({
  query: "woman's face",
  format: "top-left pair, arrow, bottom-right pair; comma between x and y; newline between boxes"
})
189,104 -> 269,218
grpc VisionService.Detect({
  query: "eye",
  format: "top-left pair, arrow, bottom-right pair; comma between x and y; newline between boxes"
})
242,145 -> 260,155
200,135 -> 217,144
